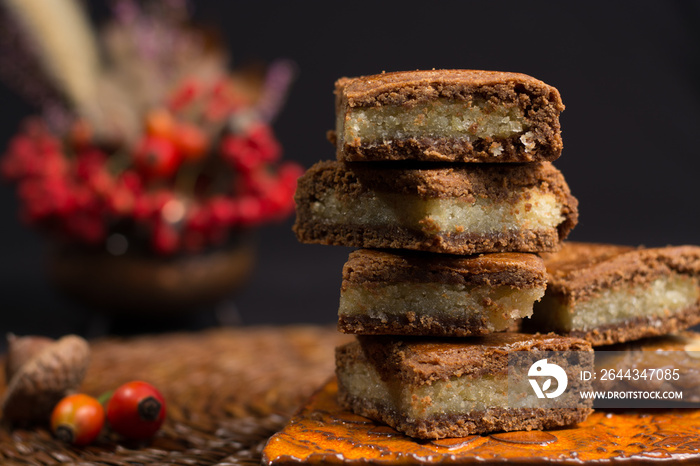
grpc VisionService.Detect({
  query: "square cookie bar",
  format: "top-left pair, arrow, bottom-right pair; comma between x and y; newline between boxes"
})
336,334 -> 593,439
338,249 -> 546,336
530,242 -> 700,346
293,161 -> 578,255
332,69 -> 564,163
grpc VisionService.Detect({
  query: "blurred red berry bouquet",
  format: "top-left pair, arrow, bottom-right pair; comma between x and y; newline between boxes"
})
0,0 -> 302,257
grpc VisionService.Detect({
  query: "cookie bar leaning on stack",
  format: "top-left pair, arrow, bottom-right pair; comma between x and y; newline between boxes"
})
336,333 -> 593,439
338,249 -> 547,336
293,161 -> 578,255
530,242 -> 700,346
331,69 -> 565,163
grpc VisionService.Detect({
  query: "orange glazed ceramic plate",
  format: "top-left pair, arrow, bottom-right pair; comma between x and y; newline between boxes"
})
262,378 -> 700,465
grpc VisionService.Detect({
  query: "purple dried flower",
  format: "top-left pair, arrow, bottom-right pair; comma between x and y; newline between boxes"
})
256,59 -> 297,123
111,0 -> 140,26
109,0 -> 195,79
42,102 -> 72,135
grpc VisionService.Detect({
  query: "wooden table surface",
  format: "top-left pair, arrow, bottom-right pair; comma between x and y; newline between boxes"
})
0,326 -> 350,465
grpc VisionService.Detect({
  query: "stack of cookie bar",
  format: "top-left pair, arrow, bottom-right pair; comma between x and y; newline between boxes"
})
293,70 -> 595,439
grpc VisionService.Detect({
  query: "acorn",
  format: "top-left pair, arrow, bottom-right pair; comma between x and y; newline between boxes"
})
2,334 -> 90,425
4,334 -> 53,381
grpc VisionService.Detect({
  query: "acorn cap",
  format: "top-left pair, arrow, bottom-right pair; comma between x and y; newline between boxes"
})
4,334 -> 53,382
2,335 -> 90,424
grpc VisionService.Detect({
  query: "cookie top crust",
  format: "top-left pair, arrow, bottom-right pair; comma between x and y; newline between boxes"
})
297,160 -> 576,203
338,333 -> 591,385
335,69 -> 564,109
541,242 -> 700,301
342,249 -> 546,289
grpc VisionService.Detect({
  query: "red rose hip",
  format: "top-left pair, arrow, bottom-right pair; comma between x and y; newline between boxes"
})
51,394 -> 105,445
133,136 -> 181,178
106,381 -> 166,440
174,123 -> 209,161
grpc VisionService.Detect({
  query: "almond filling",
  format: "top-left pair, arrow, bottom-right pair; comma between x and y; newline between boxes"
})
535,275 -> 700,332
338,361 -> 554,420
339,98 -> 528,150
339,283 -> 544,332
310,190 -> 564,236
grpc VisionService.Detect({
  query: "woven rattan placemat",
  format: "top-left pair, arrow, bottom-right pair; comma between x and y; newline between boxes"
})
0,326 -> 350,465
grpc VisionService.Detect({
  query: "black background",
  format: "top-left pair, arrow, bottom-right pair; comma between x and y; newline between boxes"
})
1,1 -> 699,344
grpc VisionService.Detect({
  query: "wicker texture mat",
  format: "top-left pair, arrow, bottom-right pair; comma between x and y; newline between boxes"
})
0,326 -> 350,465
